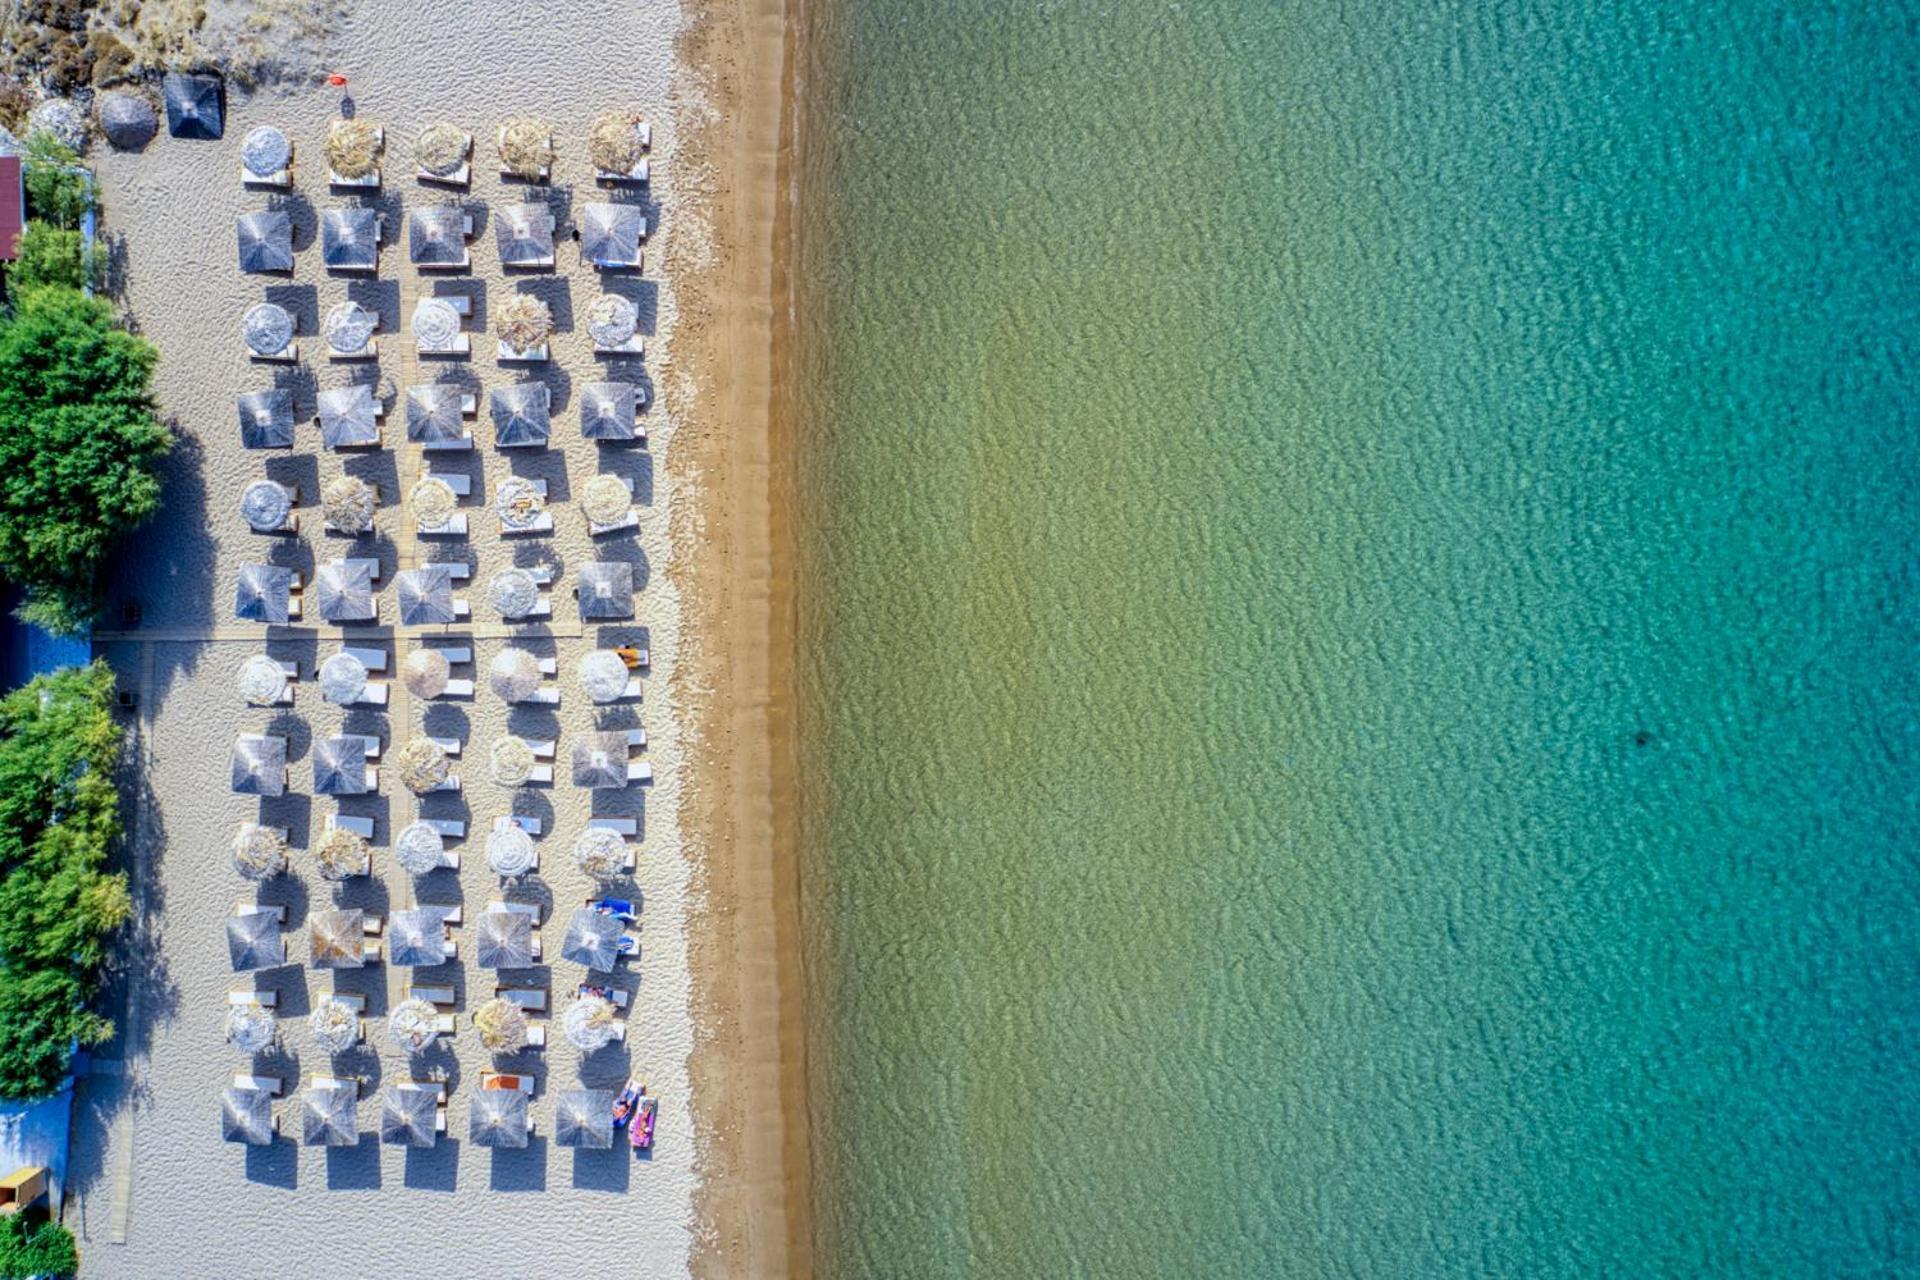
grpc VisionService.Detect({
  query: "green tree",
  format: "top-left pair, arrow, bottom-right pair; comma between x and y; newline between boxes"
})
20,131 -> 93,229
9,222 -> 93,292
0,1209 -> 77,1279
0,286 -> 169,633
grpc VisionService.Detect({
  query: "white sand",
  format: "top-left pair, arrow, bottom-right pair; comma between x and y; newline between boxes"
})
69,2 -> 700,1274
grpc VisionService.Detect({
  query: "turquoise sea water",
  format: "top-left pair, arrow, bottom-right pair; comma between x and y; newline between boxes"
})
792,2 -> 1920,1275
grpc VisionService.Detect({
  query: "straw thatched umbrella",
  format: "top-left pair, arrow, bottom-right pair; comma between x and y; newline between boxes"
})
236,210 -> 292,273
561,906 -> 624,971
236,653 -> 288,706
401,648 -> 451,699
309,908 -> 368,969
489,647 -> 543,702
475,910 -> 534,970
489,382 -> 550,447
495,476 -> 545,530
490,737 -> 536,787
589,110 -> 647,172
581,202 -> 646,268
409,205 -> 468,266
314,824 -> 370,881
381,1086 -> 439,1148
395,739 -> 452,795
579,381 -> 639,441
226,1000 -> 277,1053
411,296 -> 463,348
324,301 -> 377,355
309,997 -> 361,1054
488,568 -> 540,620
585,295 -> 639,349
394,822 -> 446,875
325,118 -> 383,178
577,649 -> 632,704
470,1087 -> 529,1148
414,122 -> 468,176
496,203 -> 554,266
582,474 -> 632,527
221,1086 -> 273,1145
571,733 -> 630,791
319,652 -> 370,705
497,118 -> 552,178
495,293 -> 552,354
162,72 -> 222,140
317,384 -> 380,450
302,1079 -> 358,1147
230,735 -> 287,797
406,384 -> 466,444
562,993 -> 618,1052
407,477 -> 458,529
554,1089 -> 615,1149
237,389 -> 296,449
473,996 -> 529,1053
231,822 -> 288,880
243,302 -> 295,357
387,998 -> 440,1053
321,206 -> 381,270
573,826 -> 627,881
226,911 -> 284,972
315,559 -> 377,623
397,567 -> 458,627
241,479 -> 293,533
321,475 -> 376,536
97,91 -> 157,151
387,911 -> 445,968
487,823 -> 537,878
576,562 -> 633,620
313,736 -> 370,796
241,125 -> 291,177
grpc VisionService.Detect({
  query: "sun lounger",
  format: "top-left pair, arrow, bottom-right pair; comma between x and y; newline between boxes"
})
624,728 -> 647,749
487,899 -> 540,921
234,900 -> 286,924
588,817 -> 638,836
234,1074 -> 282,1095
524,1024 -> 547,1048
627,760 -> 653,783
251,341 -> 298,364
480,1071 -> 535,1096
417,512 -> 469,537
427,736 -> 464,758
495,986 -> 546,1011
496,814 -> 542,838
596,154 -> 650,185
498,339 -> 549,364
421,817 -> 467,842
406,985 -> 455,1007
229,987 -> 278,1007
581,984 -> 631,1010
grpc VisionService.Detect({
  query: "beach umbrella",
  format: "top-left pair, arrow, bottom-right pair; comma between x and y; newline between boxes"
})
489,383 -> 550,447
320,471 -> 379,531
388,910 -> 446,968
319,652 -> 370,705
317,384 -> 380,449
301,1079 -> 358,1146
577,649 -> 632,704
582,474 -> 633,527
240,479 -> 293,533
406,384 -> 466,443
495,476 -> 545,530
561,906 -> 624,971
325,118 -> 383,179
490,737 -> 537,787
475,909 -> 534,970
221,1086 -> 273,1145
415,122 -> 468,177
488,568 -> 540,620
236,209 -> 292,273
473,996 -> 529,1053
571,733 -> 631,791
585,294 -> 639,348
562,994 -> 618,1052
324,301 -> 377,355
496,202 -> 554,265
231,822 -> 288,880
409,205 -> 468,266
97,91 -> 158,151
579,381 -> 640,441
497,117 -> 553,179
309,997 -> 361,1055
553,1089 -> 614,1149
230,735 -> 287,797
487,823 -> 537,878
315,559 -> 377,623
401,649 -> 451,699
309,908 -> 368,969
588,110 -> 648,173
573,826 -> 628,881
495,293 -> 552,355
162,71 -> 222,139
321,206 -> 381,271
241,124 -> 291,178
234,563 -> 295,623
576,562 -> 634,620
469,1087 -> 529,1149
580,202 -> 646,268
388,998 -> 440,1053
408,477 -> 458,529
410,296 -> 463,348
395,739 -> 452,795
313,736 -> 370,797
243,302 -> 295,356
226,1001 -> 277,1053
226,911 -> 284,972
237,389 -> 296,449
489,647 -> 543,702
236,653 -> 288,705
394,822 -> 447,875
380,1086 -> 439,1148
397,567 -> 458,627
315,825 -> 371,882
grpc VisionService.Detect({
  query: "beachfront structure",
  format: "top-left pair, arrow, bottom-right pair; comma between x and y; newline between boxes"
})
316,384 -> 382,449
301,1079 -> 358,1147
409,204 -> 473,269
229,734 -> 288,797
580,380 -> 643,441
321,206 -> 381,271
220,1085 -> 274,1145
236,210 -> 293,273
560,906 -> 625,969
233,563 -> 297,623
379,1083 -> 442,1148
387,909 -> 452,967
314,560 -> 378,624
489,382 -> 551,448
225,910 -> 285,972
406,384 -> 473,447
309,909 -> 376,969
554,1089 -> 614,1149
576,561 -> 634,620
237,388 -> 296,448
496,203 -> 556,267
162,71 -> 222,140
312,736 -> 373,797
476,907 -> 535,969
469,1087 -> 530,1149
580,202 -> 646,269
397,566 -> 462,626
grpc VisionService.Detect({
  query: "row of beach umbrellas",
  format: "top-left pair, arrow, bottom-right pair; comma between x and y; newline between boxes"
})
223,1082 -> 623,1149
225,903 -> 629,972
233,560 -> 633,625
238,377 -> 643,449
238,201 -> 647,275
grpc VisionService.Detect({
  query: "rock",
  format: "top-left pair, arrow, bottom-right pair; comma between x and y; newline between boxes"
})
29,98 -> 88,152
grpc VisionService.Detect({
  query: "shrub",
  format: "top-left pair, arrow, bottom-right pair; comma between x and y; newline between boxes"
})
0,286 -> 169,633
21,132 -> 94,229
10,222 -> 93,292
0,1209 -> 77,1279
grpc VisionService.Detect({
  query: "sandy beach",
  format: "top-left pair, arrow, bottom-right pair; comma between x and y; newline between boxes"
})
51,0 -> 802,1274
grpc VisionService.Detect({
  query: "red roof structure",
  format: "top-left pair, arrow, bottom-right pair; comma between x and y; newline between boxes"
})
0,157 -> 21,261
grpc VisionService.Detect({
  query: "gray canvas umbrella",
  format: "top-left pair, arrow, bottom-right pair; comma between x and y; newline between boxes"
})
312,735 -> 370,796
98,91 -> 158,151
225,911 -> 284,972
321,206 -> 381,270
469,1087 -> 529,1148
397,567 -> 458,626
576,562 -> 633,621
580,202 -> 646,267
230,734 -> 287,796
317,384 -> 380,449
237,210 -> 293,273
406,384 -> 466,443
476,908 -> 534,969
237,389 -> 296,448
496,203 -> 554,265
380,1085 -> 439,1148
221,1085 -> 273,1145
579,381 -> 639,441
553,1089 -> 614,1149
489,383 -> 550,447
234,563 -> 295,623
409,205 -> 468,266
561,906 -> 624,969
387,909 -> 446,967
163,71 -> 222,139
302,1080 -> 358,1146
315,560 -> 377,623
309,908 -> 369,969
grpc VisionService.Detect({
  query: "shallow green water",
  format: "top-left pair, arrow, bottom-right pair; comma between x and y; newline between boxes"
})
792,2 -> 1920,1275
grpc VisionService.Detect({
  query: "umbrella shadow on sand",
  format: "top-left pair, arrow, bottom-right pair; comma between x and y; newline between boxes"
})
326,1136 -> 382,1191
488,1137 -> 547,1193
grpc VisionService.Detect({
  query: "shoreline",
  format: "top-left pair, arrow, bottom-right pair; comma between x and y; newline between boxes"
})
670,0 -> 812,1274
